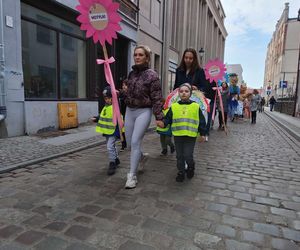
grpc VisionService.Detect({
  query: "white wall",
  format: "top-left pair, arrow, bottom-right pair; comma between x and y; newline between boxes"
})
24,101 -> 98,134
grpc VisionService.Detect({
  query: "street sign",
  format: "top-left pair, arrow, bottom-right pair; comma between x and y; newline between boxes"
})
279,80 -> 287,88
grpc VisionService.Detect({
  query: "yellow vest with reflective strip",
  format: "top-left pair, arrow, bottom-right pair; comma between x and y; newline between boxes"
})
171,102 -> 199,137
96,105 -> 115,135
156,109 -> 170,133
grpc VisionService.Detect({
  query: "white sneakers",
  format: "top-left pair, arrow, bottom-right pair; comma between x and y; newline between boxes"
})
125,152 -> 149,189
125,173 -> 138,189
205,136 -> 209,142
139,152 -> 149,172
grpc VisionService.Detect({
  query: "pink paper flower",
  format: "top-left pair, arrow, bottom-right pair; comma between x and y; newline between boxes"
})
76,0 -> 122,45
204,59 -> 226,84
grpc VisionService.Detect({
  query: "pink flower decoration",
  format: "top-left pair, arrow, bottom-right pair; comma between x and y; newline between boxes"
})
76,0 -> 122,45
204,59 -> 226,84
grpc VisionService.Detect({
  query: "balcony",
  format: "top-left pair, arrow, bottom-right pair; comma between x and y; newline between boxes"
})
115,0 -> 139,23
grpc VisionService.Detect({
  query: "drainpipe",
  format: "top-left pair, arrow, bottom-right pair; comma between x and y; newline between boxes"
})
0,0 -> 6,122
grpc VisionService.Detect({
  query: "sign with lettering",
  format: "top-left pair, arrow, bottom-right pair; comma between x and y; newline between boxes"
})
204,59 -> 226,83
76,0 -> 122,45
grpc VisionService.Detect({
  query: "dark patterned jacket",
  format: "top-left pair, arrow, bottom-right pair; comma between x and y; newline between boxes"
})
123,64 -> 164,120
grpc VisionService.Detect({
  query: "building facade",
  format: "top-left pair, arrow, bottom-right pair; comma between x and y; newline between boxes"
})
0,0 -> 138,137
0,0 -> 227,137
263,3 -> 300,114
137,0 -> 227,96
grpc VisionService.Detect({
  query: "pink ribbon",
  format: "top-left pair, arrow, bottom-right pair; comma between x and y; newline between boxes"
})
212,86 -> 227,134
96,57 -> 124,130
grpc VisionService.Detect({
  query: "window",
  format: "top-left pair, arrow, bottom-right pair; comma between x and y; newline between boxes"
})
140,0 -> 151,20
60,35 -> 86,98
61,24 -> 74,51
36,15 -> 52,45
168,60 -> 177,92
22,20 -> 57,98
21,4 -> 86,99
153,0 -> 161,27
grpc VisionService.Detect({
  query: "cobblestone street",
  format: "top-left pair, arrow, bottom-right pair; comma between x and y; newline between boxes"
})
0,113 -> 300,250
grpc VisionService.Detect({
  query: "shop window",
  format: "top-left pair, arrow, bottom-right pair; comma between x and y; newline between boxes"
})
36,15 -> 52,45
22,6 -> 86,100
22,20 -> 57,98
60,35 -> 86,98
61,24 -> 74,51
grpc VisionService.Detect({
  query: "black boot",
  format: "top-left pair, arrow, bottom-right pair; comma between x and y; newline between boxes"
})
115,158 -> 120,166
186,165 -> 195,179
176,171 -> 185,182
170,145 -> 175,154
160,149 -> 167,156
107,162 -> 116,176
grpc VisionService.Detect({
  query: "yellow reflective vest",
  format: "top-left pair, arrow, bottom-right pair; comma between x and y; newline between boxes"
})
156,109 -> 171,133
96,105 -> 115,135
171,102 -> 200,137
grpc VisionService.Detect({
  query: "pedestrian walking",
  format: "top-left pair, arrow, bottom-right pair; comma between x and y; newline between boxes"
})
173,48 -> 206,91
172,48 -> 212,141
260,97 -> 266,112
269,96 -> 276,112
250,89 -> 261,124
157,83 -> 206,182
228,73 -> 240,122
122,45 -> 164,189
243,96 -> 250,119
156,102 -> 175,156
217,82 -> 229,130
92,86 -> 121,176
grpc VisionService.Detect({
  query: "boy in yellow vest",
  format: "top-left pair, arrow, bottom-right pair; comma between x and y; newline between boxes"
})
157,83 -> 206,182
156,99 -> 175,156
92,86 -> 121,175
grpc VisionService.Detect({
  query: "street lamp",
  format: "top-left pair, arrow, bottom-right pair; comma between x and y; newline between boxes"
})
199,48 -> 205,66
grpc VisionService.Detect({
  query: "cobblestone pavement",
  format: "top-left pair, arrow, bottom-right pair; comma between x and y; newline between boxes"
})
0,113 -> 300,250
0,126 -> 105,170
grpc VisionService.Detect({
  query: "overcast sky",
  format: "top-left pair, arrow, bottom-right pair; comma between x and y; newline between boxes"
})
222,0 -> 299,89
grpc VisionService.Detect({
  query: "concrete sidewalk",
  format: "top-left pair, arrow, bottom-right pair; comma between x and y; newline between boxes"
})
264,107 -> 300,142
0,121 -> 156,174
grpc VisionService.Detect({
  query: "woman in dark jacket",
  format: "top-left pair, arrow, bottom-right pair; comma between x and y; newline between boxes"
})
173,48 -> 206,91
122,45 -> 164,189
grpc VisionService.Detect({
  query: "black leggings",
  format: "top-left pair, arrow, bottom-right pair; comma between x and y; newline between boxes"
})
251,111 -> 257,123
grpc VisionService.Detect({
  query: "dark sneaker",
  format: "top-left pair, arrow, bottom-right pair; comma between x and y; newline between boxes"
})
107,162 -> 116,176
115,158 -> 120,166
186,167 -> 195,179
170,145 -> 175,154
160,149 -> 167,156
176,171 -> 185,182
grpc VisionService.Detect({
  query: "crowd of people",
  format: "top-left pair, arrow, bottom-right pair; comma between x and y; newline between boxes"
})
94,45 -> 273,189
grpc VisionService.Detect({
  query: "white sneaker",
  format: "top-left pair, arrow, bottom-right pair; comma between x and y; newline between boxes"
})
139,152 -> 149,172
205,136 -> 208,142
125,173 -> 137,189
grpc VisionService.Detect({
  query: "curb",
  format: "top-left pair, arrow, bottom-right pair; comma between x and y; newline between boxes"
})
0,126 -> 157,174
265,112 -> 300,142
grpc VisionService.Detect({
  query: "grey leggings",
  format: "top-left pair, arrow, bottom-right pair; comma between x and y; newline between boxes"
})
125,107 -> 152,174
